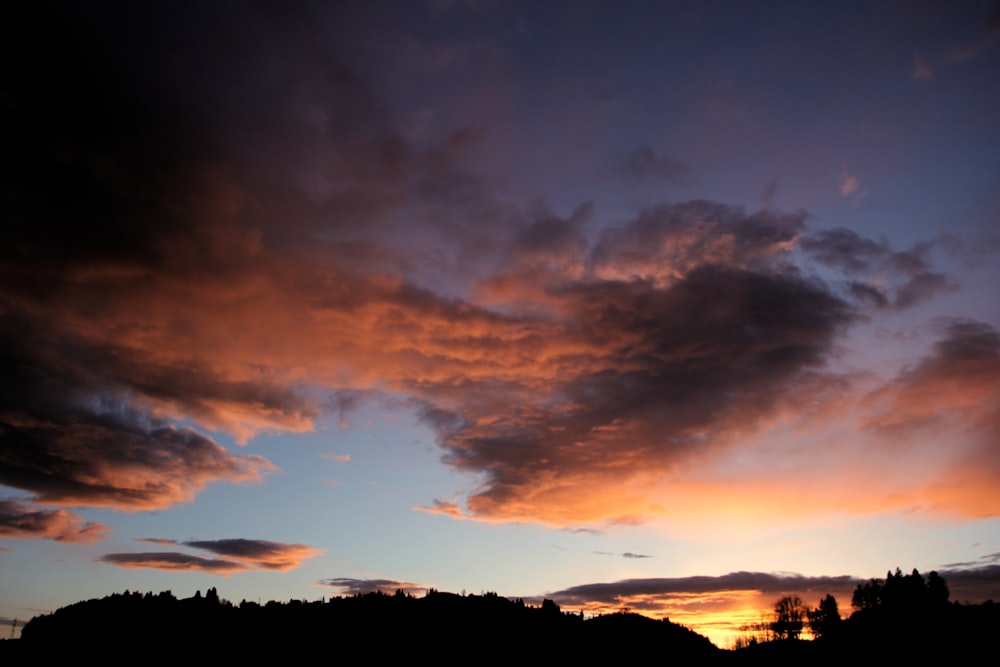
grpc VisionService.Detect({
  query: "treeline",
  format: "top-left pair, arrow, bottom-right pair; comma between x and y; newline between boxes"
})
12,587 -> 720,662
736,568 -> 999,661
6,569 -> 997,662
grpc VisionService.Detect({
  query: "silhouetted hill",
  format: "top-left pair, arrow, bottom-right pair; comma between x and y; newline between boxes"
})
11,588 -> 724,662
7,572 -> 998,663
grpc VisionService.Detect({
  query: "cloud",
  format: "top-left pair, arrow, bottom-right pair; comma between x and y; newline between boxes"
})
429,222 -> 855,523
839,172 -> 860,197
319,577 -> 428,596
838,171 -> 867,207
0,357 -> 275,510
912,52 -> 934,79
944,8 -> 1000,64
322,453 -> 352,463
622,552 -> 651,559
548,571 -> 865,643
615,146 -> 691,186
2,1 -> 995,539
800,227 -> 954,310
182,538 -> 323,571
589,201 -> 804,286
910,8 -> 999,79
859,319 -> 1000,515
101,537 -> 322,574
0,498 -> 108,544
940,564 -> 1000,603
100,552 -> 245,574
546,566 -> 1000,644
550,571 -> 862,604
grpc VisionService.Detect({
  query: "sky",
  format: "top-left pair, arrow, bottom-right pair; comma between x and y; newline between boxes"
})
2,0 -> 999,647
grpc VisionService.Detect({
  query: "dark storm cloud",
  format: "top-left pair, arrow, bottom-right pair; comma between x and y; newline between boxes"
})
800,228 -> 954,309
319,578 -> 428,596
100,552 -> 245,573
0,498 -> 107,544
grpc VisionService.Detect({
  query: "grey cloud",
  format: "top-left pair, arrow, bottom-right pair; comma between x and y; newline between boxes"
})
183,538 -> 321,570
319,578 -> 428,596
549,571 -> 863,605
800,227 -> 955,310
937,565 -> 1000,603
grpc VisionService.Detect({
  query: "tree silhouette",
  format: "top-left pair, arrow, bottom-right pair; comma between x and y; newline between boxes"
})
806,594 -> 841,639
770,595 -> 805,640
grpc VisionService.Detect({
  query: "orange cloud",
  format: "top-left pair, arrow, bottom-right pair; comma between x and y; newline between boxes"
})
183,538 -> 324,571
0,498 -> 109,544
2,0 -> 994,538
100,552 -> 246,574
101,538 -> 323,574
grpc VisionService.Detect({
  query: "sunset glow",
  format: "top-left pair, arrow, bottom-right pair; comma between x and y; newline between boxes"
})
2,0 -> 998,648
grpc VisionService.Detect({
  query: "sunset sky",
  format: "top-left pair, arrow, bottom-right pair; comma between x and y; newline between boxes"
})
2,0 -> 999,646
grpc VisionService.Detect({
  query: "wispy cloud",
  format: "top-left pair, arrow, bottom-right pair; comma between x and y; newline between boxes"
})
912,52 -> 934,79
944,9 -> 1000,64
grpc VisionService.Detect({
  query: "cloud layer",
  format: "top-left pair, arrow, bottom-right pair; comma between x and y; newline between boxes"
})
1,2 -> 997,537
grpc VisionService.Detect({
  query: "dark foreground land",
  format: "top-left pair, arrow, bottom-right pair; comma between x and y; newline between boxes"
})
3,575 -> 998,663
